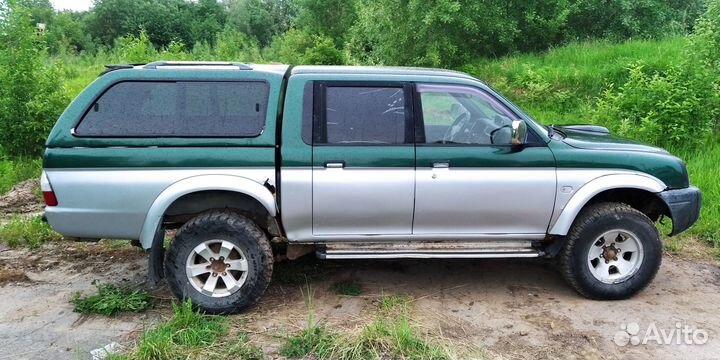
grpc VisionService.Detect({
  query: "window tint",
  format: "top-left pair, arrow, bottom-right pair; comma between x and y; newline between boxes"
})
418,84 -> 516,145
75,81 -> 269,137
316,86 -> 408,145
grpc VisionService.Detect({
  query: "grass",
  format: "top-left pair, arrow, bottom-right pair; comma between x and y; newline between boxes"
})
464,36 -> 687,125
0,157 -> 42,195
71,281 -> 153,316
110,300 -> 231,360
675,142 -> 720,247
333,279 -> 363,296
0,215 -> 62,248
280,289 -> 450,360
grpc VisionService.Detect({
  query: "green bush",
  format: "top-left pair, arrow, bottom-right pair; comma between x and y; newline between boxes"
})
0,3 -> 70,157
266,28 -> 346,65
590,0 -> 720,150
592,63 -> 714,149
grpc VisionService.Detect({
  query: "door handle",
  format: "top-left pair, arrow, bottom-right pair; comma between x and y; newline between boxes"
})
432,161 -> 450,168
324,161 -> 346,169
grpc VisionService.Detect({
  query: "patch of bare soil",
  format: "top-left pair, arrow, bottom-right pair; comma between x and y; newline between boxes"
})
0,179 -> 43,215
0,268 -> 32,286
1,241 -> 719,360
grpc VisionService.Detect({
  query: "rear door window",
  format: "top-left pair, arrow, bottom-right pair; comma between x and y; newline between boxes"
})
75,81 -> 269,137
313,85 -> 411,145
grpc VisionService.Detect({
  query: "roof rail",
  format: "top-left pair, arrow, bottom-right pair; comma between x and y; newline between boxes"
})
100,64 -> 142,76
143,61 -> 253,70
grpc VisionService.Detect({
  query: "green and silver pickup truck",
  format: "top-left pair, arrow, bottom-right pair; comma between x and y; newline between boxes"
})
42,62 -> 701,313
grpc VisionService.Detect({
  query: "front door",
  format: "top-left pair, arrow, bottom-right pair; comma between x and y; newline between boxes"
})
312,82 -> 416,236
413,83 -> 556,235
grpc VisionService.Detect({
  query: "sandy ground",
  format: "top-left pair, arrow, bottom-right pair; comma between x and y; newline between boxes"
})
0,241 -> 718,360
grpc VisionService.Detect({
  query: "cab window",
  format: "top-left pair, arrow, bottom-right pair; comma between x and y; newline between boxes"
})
418,84 -> 517,145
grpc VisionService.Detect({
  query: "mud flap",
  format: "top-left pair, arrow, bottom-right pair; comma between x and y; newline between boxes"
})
147,224 -> 165,288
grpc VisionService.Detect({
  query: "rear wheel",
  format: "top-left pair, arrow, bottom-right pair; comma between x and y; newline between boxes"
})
558,202 -> 662,300
164,210 -> 273,314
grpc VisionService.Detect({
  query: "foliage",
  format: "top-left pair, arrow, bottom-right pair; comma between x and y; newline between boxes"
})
0,1 -> 69,157
592,63 -> 713,149
267,28 -> 345,65
0,215 -> 62,248
71,281 -> 153,316
0,157 -> 42,194
591,0 -> 720,150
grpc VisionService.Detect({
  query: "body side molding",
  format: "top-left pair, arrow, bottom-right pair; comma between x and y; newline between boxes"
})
139,174 -> 278,249
548,173 -> 666,235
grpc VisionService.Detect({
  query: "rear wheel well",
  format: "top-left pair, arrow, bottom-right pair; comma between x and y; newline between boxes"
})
584,188 -> 670,223
162,190 -> 281,237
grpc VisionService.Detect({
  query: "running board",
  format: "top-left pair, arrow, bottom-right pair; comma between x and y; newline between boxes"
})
317,241 -> 541,260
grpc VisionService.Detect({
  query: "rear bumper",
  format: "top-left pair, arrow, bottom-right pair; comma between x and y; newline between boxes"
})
659,186 -> 702,236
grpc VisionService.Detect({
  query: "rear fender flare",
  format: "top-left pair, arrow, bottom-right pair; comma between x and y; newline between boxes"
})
139,174 -> 277,249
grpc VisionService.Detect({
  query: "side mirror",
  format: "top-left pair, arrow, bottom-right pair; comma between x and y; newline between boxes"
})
511,120 -> 527,145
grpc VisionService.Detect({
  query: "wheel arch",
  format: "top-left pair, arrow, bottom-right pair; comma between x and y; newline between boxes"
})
548,173 -> 668,236
139,174 -> 278,249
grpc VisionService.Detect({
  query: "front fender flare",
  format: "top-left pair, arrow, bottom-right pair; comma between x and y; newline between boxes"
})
138,174 -> 277,249
548,173 -> 666,236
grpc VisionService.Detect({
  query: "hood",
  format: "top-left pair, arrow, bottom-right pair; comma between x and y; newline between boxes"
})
558,126 -> 669,154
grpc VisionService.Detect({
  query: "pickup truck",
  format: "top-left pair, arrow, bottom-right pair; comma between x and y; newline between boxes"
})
42,62 -> 701,314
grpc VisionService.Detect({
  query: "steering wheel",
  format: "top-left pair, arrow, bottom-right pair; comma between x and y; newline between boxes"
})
442,112 -> 470,143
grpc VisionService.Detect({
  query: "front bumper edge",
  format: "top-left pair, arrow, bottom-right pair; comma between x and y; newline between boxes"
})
658,186 -> 702,236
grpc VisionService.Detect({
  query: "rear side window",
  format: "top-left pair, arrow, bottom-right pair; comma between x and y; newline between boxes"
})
75,81 -> 269,137
313,85 -> 410,145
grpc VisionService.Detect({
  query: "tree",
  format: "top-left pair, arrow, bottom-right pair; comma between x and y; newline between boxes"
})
0,1 -> 69,156
296,0 -> 356,46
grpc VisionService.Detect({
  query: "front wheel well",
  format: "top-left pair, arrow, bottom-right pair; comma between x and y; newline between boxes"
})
583,188 -> 670,223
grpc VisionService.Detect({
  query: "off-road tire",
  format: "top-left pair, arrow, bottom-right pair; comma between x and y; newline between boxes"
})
558,202 -> 662,300
164,210 -> 273,314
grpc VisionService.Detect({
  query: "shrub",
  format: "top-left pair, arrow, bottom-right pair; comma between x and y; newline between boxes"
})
591,0 -> 720,150
0,3 -> 70,157
266,28 -> 346,65
592,63 -> 714,149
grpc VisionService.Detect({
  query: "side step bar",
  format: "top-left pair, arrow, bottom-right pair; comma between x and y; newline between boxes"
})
317,241 -> 541,260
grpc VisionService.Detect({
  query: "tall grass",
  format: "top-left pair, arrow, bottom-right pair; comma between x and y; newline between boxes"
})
464,37 -> 687,125
0,157 -> 42,194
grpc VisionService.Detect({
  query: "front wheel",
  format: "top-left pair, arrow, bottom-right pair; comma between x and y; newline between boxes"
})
164,210 -> 273,314
558,202 -> 662,300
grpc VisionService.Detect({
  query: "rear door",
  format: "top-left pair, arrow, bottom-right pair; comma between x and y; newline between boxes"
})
413,83 -> 556,235
311,82 -> 416,236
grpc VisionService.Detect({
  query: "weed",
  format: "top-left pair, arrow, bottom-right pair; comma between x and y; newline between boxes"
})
0,215 -> 62,248
71,282 -> 152,316
333,279 -> 362,296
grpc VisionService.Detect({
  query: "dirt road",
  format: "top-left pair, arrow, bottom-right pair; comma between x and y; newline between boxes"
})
0,240 -> 719,360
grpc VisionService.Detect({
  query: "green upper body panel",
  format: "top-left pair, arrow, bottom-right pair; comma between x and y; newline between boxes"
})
44,63 -> 690,190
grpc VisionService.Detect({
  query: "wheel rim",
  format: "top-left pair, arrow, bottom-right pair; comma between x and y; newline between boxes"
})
587,230 -> 644,284
186,239 -> 249,298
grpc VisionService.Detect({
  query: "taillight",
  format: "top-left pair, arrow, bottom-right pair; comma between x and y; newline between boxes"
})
40,171 -> 58,206
42,191 -> 58,206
